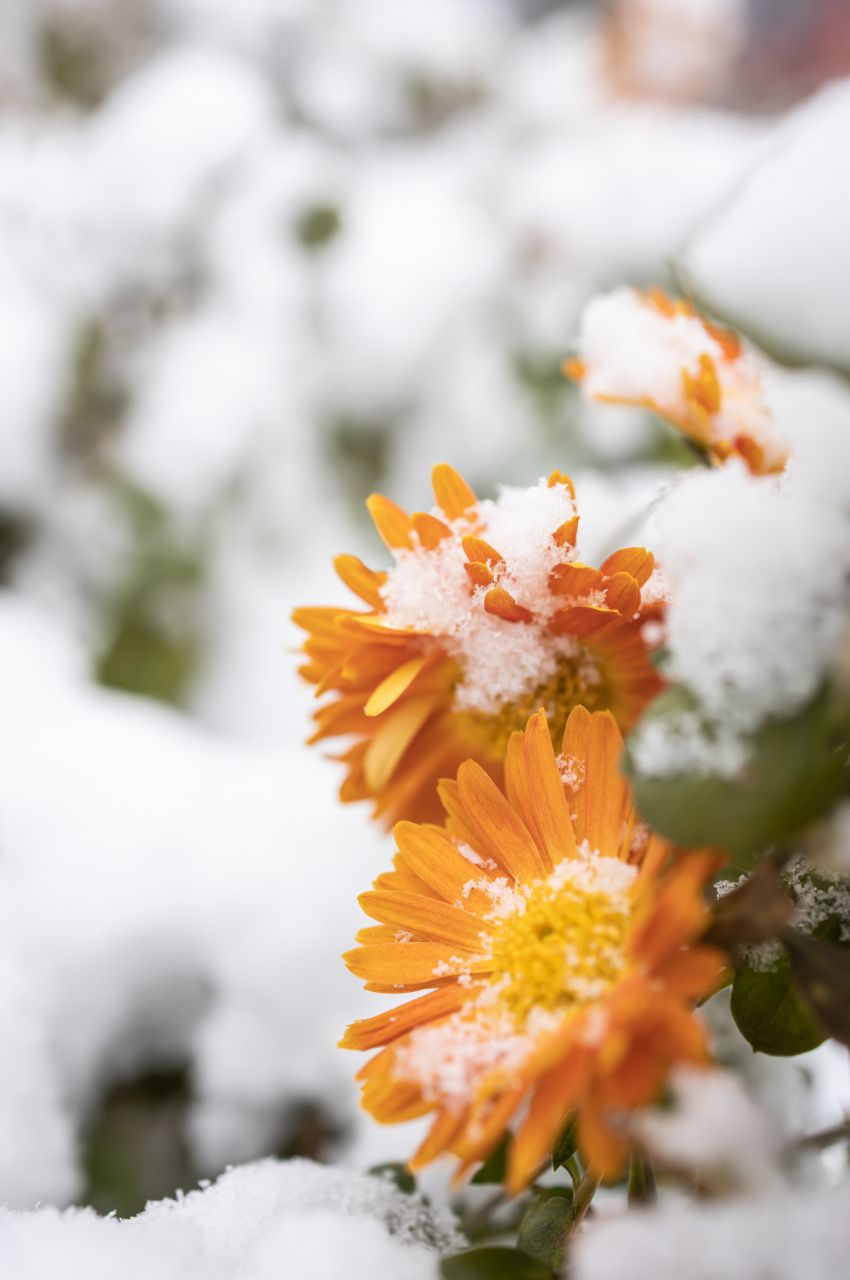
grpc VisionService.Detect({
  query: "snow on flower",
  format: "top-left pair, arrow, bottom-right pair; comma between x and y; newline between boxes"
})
294,465 -> 663,825
566,286 -> 789,476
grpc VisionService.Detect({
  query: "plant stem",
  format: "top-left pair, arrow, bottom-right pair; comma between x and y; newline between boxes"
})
797,1119 -> 850,1150
564,1155 -> 582,1190
628,1148 -> 657,1205
569,1169 -> 601,1234
462,1189 -> 504,1239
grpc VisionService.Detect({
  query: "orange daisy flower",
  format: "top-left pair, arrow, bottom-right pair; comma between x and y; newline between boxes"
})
293,466 -> 664,826
565,286 -> 789,476
340,706 -> 725,1190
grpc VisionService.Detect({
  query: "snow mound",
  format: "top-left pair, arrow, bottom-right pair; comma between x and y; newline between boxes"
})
0,1158 -> 456,1279
574,1179 -> 850,1280
686,79 -> 850,372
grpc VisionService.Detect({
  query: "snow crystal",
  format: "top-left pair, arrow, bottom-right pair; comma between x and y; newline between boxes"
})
393,1009 -> 534,1108
720,858 -> 850,973
454,842 -> 498,872
557,753 -> 586,787
380,477 -> 590,716
476,481 -> 578,608
783,859 -> 850,944
547,852 -> 637,905
478,878 -> 527,921
0,1158 -> 460,1279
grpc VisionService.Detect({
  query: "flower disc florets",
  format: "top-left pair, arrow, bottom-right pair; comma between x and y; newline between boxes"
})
490,854 -> 636,1023
341,706 -> 726,1188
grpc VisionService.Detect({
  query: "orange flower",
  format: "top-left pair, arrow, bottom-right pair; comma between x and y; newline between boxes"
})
340,706 -> 725,1189
293,465 -> 664,826
566,287 -> 789,476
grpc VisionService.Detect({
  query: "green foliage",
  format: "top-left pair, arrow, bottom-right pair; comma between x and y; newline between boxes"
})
81,1066 -> 195,1218
626,686 -> 850,862
440,1246 -> 554,1280
38,19 -> 110,109
783,929 -> 850,1049
471,1134 -> 510,1185
324,415 -> 395,517
730,950 -> 825,1056
0,510 -> 33,584
295,204 -> 341,249
730,861 -> 850,1054
627,1149 -> 656,1205
516,1188 -> 574,1271
367,1162 -> 416,1194
98,619 -> 198,706
60,320 -> 128,464
96,481 -> 206,705
551,1111 -> 578,1172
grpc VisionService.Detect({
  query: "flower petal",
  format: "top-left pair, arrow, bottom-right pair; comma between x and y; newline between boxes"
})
367,493 -> 412,549
363,695 -> 439,791
359,890 -> 494,951
599,547 -> 654,588
523,709 -> 577,867
344,943 -> 492,986
410,511 -> 452,549
410,1107 -> 470,1170
432,463 -> 477,520
484,587 -> 533,624
457,760 -> 549,882
340,984 -> 470,1051
549,562 -> 605,598
580,710 -> 630,860
365,656 -> 431,717
508,1049 -> 592,1193
394,822 -> 499,913
333,554 -> 387,609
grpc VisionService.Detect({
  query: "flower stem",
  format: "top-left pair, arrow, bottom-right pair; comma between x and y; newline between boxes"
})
628,1147 -> 657,1205
569,1168 -> 601,1233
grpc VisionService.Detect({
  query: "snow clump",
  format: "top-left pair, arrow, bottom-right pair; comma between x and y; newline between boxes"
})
0,1158 -> 459,1279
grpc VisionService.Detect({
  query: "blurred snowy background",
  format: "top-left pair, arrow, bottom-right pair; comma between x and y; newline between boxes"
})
1,0 -> 850,1235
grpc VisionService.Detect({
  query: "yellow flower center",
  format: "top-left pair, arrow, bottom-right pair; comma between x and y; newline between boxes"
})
455,651 -> 610,759
488,857 -> 634,1026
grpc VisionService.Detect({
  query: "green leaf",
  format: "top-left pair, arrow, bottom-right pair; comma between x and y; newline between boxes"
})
730,950 -> 825,1056
367,1162 -> 416,1194
517,1188 -> 575,1271
625,687 -> 850,861
440,1247 -> 554,1280
782,929 -> 850,1048
471,1134 -> 510,1184
627,1149 -> 656,1205
551,1111 -> 578,1171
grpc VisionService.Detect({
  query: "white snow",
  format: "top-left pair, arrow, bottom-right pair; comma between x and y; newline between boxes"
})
0,1158 -> 458,1279
381,477 -> 590,717
631,460 -> 850,776
686,79 -> 850,372
574,1180 -> 850,1280
633,1066 -> 782,1192
0,595 -> 393,1203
